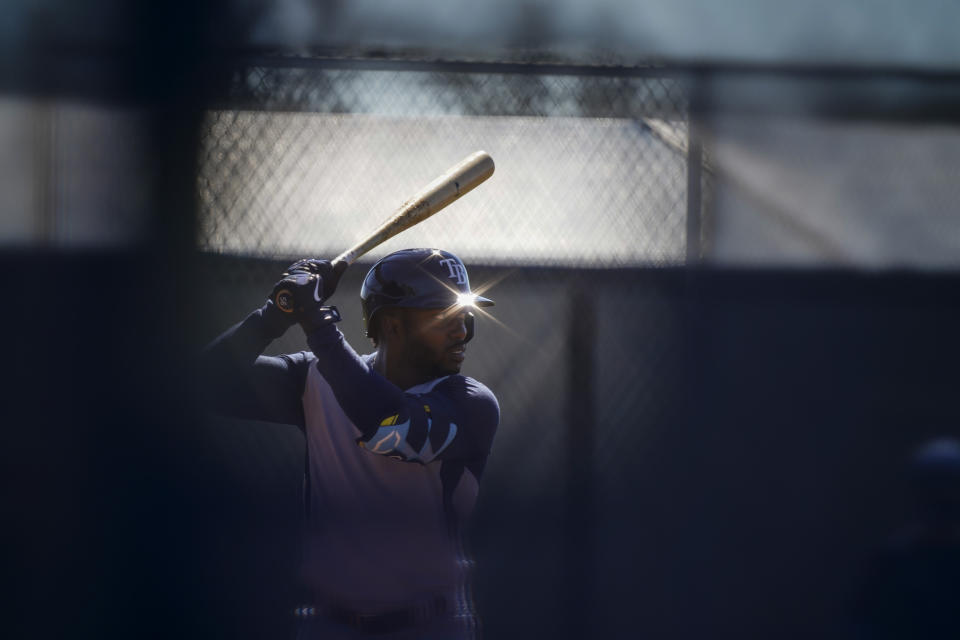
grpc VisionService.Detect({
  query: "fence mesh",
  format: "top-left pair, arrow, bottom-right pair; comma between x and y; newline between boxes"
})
197,65 -> 694,266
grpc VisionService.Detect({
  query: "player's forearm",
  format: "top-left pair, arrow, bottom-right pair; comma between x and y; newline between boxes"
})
201,304 -> 290,370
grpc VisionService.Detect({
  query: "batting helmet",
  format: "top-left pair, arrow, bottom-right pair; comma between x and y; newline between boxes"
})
360,248 -> 494,343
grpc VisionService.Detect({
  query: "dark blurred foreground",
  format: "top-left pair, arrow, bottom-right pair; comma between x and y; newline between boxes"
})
5,253 -> 960,639
4,3 -> 960,639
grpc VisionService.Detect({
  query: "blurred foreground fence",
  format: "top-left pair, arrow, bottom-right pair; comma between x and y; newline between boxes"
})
6,50 -> 960,640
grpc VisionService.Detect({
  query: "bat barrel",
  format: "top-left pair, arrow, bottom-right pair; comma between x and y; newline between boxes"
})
410,150 -> 495,220
334,151 -> 494,266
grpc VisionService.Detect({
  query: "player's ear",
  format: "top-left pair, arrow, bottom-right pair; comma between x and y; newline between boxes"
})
379,309 -> 405,342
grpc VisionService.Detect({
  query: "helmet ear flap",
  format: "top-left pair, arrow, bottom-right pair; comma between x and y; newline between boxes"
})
464,312 -> 475,343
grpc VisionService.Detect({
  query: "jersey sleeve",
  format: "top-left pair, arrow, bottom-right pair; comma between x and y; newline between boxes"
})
199,305 -> 311,427
306,323 -> 500,467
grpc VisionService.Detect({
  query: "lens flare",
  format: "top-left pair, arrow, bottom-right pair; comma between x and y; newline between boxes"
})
459,270 -> 527,341
456,293 -> 477,308
424,267 -> 521,339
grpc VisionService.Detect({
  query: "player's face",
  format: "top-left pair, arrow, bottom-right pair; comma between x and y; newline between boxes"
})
401,307 -> 470,377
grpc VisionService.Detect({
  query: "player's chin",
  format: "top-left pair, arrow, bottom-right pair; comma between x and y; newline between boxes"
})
438,354 -> 464,374
440,360 -> 462,375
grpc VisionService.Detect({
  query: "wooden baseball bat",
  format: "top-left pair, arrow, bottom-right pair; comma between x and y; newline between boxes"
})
275,150 -> 494,312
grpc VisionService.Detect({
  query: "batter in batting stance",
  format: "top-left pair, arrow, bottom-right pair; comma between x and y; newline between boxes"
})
201,249 -> 499,639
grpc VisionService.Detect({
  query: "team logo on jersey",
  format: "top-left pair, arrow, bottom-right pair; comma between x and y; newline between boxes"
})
358,408 -> 457,463
437,258 -> 468,285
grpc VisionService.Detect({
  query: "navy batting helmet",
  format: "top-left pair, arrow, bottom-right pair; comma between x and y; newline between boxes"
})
361,248 -> 493,343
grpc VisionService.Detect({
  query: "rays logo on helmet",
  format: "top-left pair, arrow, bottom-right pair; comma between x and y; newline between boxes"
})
438,258 -> 468,285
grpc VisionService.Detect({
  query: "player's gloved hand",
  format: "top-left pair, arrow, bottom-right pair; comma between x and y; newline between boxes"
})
267,258 -> 346,330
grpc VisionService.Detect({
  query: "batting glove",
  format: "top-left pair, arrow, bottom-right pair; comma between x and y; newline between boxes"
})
268,259 -> 344,329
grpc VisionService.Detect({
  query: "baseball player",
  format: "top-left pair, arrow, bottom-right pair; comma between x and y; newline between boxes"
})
201,248 -> 500,639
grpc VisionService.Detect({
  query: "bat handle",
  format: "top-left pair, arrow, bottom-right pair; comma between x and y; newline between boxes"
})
328,259 -> 349,295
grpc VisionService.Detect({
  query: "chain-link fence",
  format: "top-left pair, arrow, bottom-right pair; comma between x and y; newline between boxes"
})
197,64 -> 695,266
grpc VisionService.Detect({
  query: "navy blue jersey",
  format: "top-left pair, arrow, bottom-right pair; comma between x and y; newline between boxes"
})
201,306 -> 499,610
